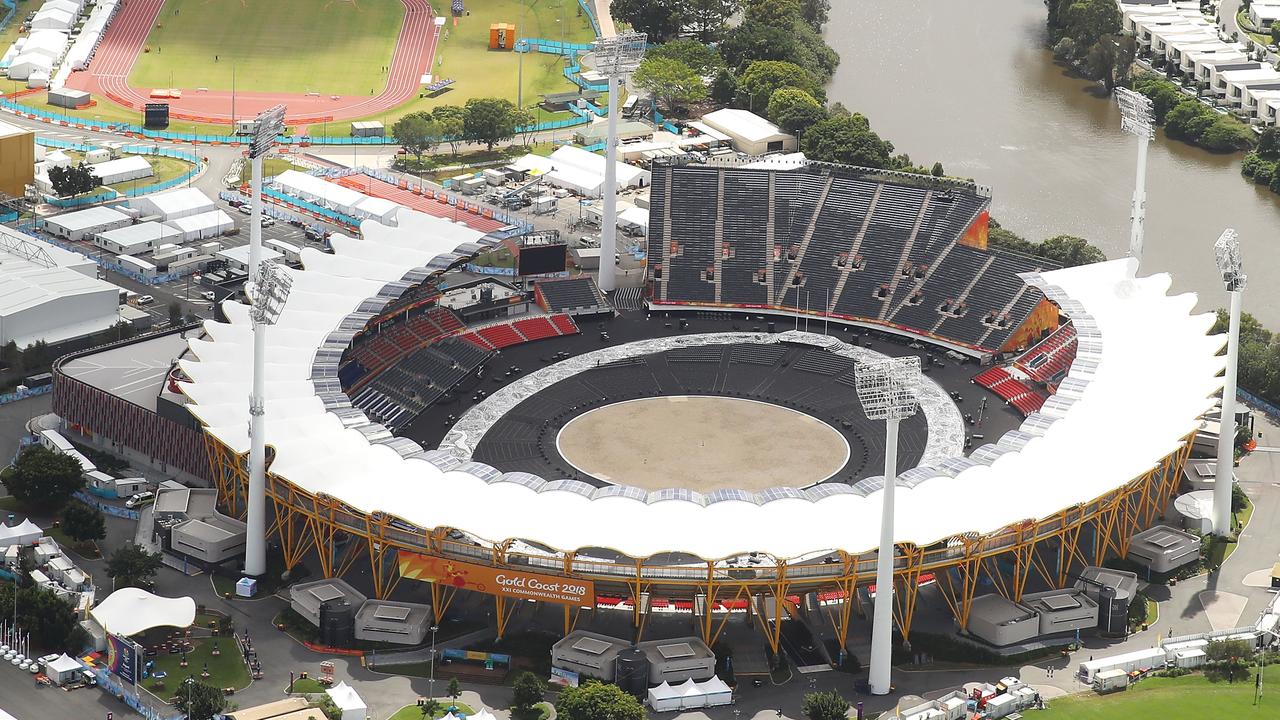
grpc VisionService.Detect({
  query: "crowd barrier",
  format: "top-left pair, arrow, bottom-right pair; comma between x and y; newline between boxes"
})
1239,387 -> 1280,424
93,668 -> 181,720
73,491 -> 141,520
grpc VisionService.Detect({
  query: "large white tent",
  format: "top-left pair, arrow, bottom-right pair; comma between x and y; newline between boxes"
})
166,209 -> 234,242
324,682 -> 367,720
89,588 -> 196,637
272,170 -> 400,224
0,519 -> 43,547
131,187 -> 215,221
648,678 -> 732,711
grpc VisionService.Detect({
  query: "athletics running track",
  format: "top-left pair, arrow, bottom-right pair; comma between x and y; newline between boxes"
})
65,0 -> 438,126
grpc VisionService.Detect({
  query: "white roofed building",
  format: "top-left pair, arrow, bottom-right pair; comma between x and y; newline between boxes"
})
130,187 -> 215,221
94,221 -> 182,256
701,109 -> 798,156
166,209 -> 233,241
0,227 -> 122,346
44,205 -> 132,241
89,155 -> 153,186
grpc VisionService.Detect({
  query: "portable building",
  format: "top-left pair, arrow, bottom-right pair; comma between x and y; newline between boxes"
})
48,87 -> 90,109
44,206 -> 132,241
94,221 -> 182,256
166,209 -> 234,241
130,187 -> 215,221
701,108 -> 798,155
1077,647 -> 1167,683
350,121 -> 385,137
117,255 -> 157,280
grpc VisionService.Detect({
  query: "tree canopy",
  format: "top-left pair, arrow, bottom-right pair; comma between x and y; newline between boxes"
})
61,500 -> 106,544
648,39 -> 724,75
985,222 -> 1106,268
767,87 -> 826,136
392,112 -> 441,160
432,105 -> 468,154
554,681 -> 646,720
800,113 -> 895,169
48,163 -> 99,198
463,98 -> 522,151
1,445 -> 85,512
802,690 -> 852,720
511,671 -> 546,714
633,57 -> 708,114
0,583 -> 79,651
610,0 -> 684,43
735,60 -> 823,113
176,679 -> 227,720
106,543 -> 163,590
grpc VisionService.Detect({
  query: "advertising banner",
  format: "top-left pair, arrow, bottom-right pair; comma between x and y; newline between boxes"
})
398,553 -> 594,607
107,633 -> 139,685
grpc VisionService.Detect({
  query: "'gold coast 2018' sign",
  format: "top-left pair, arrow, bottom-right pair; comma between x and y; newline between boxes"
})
398,552 -> 595,606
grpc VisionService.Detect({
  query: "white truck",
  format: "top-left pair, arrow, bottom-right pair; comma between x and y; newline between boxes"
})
1093,669 -> 1130,693
1077,646 -> 1167,683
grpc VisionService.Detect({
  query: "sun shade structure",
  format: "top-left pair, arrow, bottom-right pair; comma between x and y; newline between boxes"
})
89,588 -> 196,637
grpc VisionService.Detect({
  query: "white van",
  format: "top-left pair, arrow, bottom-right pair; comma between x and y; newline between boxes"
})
124,491 -> 155,509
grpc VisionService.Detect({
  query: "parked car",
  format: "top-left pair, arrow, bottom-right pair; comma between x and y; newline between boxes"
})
136,295 -> 154,305
200,291 -> 216,302
260,217 -> 275,227
237,204 -> 252,215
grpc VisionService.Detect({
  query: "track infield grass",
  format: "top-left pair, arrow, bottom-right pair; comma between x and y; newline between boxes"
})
1037,674 -> 1273,719
127,0 -> 404,96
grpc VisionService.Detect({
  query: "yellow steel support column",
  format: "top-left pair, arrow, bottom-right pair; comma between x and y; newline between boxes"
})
1009,525 -> 1036,602
892,546 -> 924,641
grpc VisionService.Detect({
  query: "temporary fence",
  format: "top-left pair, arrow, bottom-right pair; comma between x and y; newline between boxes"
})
0,384 -> 50,407
0,0 -> 16,45
577,0 -> 602,38
36,138 -> 205,199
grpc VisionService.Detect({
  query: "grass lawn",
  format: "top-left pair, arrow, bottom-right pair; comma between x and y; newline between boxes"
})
143,638 -> 250,695
238,158 -> 305,185
1037,674 -> 1273,718
129,0 -> 403,96
287,677 -> 326,694
0,495 -> 23,512
388,701 -> 476,720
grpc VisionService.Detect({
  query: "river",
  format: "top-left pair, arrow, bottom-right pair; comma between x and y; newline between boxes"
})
825,0 -> 1280,326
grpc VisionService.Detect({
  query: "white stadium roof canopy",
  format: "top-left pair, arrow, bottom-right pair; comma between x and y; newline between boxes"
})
178,207 -> 1224,560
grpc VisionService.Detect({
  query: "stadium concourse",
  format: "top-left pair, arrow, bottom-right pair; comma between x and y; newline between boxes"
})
50,159 -> 1224,655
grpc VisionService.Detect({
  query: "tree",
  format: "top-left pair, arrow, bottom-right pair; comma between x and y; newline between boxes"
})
0,583 -> 79,650
684,0 -> 740,42
515,108 -> 538,147
1,445 -> 85,512
1133,76 -> 1185,124
176,679 -> 226,720
555,681 -> 645,720
633,57 -> 708,115
1257,126 -> 1280,159
1065,0 -> 1122,47
463,97 -> 520,151
393,112 -> 441,160
418,699 -> 443,719
744,0 -> 803,26
1164,99 -> 1215,140
511,671 -> 546,715
798,0 -> 831,29
1199,117 -> 1256,152
648,39 -> 724,75
447,677 -> 462,702
1,340 -> 20,370
47,163 -> 99,198
610,0 -> 684,43
802,690 -> 851,720
61,500 -> 106,545
735,60 -> 822,112
168,301 -> 183,326
719,20 -> 800,72
106,543 -> 163,590
800,113 -> 895,169
1039,235 -> 1107,267
766,87 -> 826,137
432,105 -> 468,155
931,161 -> 945,177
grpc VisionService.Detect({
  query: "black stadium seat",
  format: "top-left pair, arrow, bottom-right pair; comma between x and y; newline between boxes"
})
647,160 -> 1055,354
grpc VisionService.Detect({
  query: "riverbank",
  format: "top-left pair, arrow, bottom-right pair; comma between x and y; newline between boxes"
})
822,0 -> 1280,327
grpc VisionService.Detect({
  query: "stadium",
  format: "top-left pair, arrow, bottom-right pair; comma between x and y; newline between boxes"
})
51,158 -> 1222,657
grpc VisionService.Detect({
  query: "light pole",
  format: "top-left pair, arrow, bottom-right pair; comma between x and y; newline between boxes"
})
591,31 -> 647,293
244,105 -> 288,579
428,624 -> 440,699
855,356 -> 922,696
1213,229 -> 1245,537
1115,87 -> 1155,264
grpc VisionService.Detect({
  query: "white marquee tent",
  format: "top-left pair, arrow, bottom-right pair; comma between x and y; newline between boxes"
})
0,519 -> 43,547
648,677 -> 733,711
89,588 -> 196,637
324,681 -> 367,720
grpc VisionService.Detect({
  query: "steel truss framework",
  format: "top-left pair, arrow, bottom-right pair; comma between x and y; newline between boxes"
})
205,430 -> 1194,654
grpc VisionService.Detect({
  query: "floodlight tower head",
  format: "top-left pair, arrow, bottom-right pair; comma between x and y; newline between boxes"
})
1115,87 -> 1155,140
1214,229 -> 1246,292
249,105 -> 287,159
247,262 -> 293,326
855,356 -> 922,421
592,31 -> 647,77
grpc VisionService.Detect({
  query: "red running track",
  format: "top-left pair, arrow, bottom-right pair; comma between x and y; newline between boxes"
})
331,175 -> 509,233
66,0 -> 438,126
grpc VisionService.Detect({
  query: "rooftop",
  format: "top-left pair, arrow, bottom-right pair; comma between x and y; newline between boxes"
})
45,205 -> 131,232
60,331 -> 191,411
702,108 -> 792,143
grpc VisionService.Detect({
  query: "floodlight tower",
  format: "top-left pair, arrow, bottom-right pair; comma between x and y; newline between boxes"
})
244,105 -> 288,579
591,31 -> 646,293
1213,229 -> 1246,537
1115,87 -> 1155,264
855,356 -> 922,696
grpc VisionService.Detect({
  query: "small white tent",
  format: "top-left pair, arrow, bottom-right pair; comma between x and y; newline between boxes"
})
699,675 -> 734,707
325,681 -> 367,720
46,654 -> 82,685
